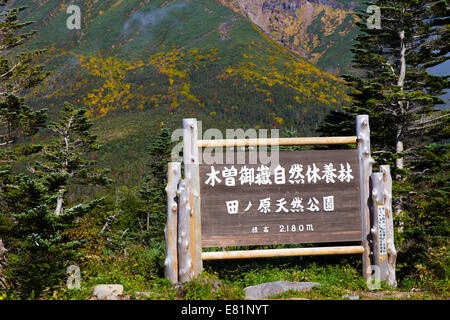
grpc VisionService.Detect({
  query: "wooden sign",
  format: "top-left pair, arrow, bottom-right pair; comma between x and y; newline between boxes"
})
164,116 -> 396,287
199,150 -> 361,247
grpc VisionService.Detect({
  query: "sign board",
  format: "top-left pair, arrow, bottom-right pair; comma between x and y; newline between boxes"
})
377,204 -> 387,257
200,150 -> 361,247
165,116 -> 396,286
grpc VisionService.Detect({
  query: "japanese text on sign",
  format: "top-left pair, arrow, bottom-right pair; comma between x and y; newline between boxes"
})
204,162 -> 354,187
199,150 -> 362,247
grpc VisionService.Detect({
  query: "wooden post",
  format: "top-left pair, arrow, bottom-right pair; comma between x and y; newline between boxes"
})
380,165 -> 397,287
182,118 -> 203,276
202,246 -> 365,260
370,172 -> 389,282
356,115 -> 374,282
164,162 -> 181,283
197,136 -> 358,147
177,179 -> 194,282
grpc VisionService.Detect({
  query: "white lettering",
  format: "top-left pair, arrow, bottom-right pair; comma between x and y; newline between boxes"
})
226,200 -> 239,214
66,5 -> 81,30
66,265 -> 81,289
367,5 -> 381,30
205,166 -> 221,186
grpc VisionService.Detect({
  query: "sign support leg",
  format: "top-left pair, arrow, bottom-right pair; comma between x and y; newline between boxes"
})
177,179 -> 194,282
356,115 -> 374,282
380,165 -> 397,287
370,172 -> 389,282
183,118 -> 203,277
164,162 -> 181,283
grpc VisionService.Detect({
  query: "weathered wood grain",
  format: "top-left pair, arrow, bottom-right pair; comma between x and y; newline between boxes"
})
177,179 -> 194,282
198,136 -> 358,148
202,246 -> 365,260
380,165 -> 397,287
199,150 -> 362,247
356,114 -> 373,283
182,119 -> 203,276
164,162 -> 180,283
371,171 -> 389,281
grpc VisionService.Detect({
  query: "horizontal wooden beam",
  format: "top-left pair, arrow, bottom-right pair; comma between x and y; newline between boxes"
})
197,136 -> 357,148
201,246 -> 365,260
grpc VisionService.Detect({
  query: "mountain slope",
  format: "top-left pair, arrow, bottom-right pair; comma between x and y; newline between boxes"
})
9,0 -> 351,189
218,0 -> 361,74
14,0 -> 350,125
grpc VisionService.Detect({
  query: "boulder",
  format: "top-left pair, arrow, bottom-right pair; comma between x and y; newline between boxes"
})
244,281 -> 319,300
91,284 -> 125,300
135,291 -> 151,299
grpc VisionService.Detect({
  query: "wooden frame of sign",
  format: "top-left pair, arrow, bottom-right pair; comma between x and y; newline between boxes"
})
165,115 -> 396,285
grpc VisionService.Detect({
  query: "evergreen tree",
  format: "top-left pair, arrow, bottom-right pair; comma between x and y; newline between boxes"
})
0,94 -> 46,203
0,0 -> 48,186
1,102 -> 109,297
318,0 -> 449,193
31,102 -> 111,215
318,0 -> 449,288
0,1 -> 48,292
2,175 -> 103,297
0,1 -> 48,97
139,123 -> 173,242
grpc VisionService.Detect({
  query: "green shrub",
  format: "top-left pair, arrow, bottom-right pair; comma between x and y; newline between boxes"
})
183,270 -> 244,300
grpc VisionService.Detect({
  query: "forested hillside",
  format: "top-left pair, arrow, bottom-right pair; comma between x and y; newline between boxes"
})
0,0 -> 448,301
218,0 -> 361,74
6,0 -> 353,190
12,0 -> 350,124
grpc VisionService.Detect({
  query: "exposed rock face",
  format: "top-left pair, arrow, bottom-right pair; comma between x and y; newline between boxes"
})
218,0 -> 360,74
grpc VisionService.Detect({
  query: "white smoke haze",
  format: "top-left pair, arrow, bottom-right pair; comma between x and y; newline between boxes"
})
122,1 -> 187,34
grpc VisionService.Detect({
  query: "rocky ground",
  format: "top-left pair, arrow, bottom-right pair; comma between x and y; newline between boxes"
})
88,280 -> 448,300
